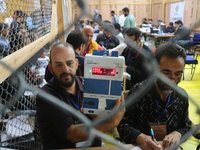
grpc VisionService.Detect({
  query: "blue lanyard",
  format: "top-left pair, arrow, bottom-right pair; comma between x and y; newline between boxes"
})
156,93 -> 171,121
68,93 -> 81,110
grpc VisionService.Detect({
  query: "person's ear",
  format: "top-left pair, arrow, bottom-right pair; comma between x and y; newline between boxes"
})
78,44 -> 83,51
75,58 -> 79,70
137,37 -> 141,44
48,63 -> 53,74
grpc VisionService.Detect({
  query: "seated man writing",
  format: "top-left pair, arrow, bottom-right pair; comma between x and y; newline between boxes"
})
36,42 -> 125,149
118,42 -> 192,150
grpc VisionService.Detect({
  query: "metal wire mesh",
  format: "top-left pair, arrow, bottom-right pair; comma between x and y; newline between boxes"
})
0,0 -> 200,149
0,0 -> 52,57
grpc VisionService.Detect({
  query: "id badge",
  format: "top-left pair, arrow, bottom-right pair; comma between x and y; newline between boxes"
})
149,122 -> 167,141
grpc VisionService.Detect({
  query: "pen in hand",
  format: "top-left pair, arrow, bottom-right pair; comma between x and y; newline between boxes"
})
150,128 -> 155,141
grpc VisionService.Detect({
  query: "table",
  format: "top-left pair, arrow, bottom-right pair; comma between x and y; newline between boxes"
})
150,33 -> 175,39
150,33 -> 175,47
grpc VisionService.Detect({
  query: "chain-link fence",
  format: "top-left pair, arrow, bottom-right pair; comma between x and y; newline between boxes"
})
0,0 -> 200,149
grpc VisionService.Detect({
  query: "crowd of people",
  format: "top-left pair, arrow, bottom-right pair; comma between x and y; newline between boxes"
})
1,6 -> 197,150
0,9 -> 51,59
35,6 -> 197,150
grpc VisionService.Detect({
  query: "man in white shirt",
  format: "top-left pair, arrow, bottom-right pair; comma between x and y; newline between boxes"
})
118,11 -> 126,29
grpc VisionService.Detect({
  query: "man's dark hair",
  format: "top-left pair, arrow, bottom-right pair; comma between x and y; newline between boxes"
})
175,20 -> 183,25
113,22 -> 121,32
0,23 -> 9,32
148,18 -> 153,21
111,10 -> 115,14
125,27 -> 142,41
66,29 -> 86,50
155,42 -> 186,63
122,7 -> 129,12
14,10 -> 23,17
169,22 -> 173,26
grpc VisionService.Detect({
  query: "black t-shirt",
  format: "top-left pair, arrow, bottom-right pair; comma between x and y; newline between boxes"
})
36,77 -> 101,149
96,33 -> 120,49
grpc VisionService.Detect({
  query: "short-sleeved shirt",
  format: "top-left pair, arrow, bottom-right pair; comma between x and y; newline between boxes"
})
36,76 -> 101,149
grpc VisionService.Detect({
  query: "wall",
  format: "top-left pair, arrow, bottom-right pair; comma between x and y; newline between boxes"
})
73,0 -> 200,31
74,0 -> 151,26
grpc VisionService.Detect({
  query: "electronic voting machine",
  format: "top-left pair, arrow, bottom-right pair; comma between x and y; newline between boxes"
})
83,50 -> 125,114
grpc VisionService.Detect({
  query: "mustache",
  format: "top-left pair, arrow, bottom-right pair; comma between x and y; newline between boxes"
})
60,72 -> 72,77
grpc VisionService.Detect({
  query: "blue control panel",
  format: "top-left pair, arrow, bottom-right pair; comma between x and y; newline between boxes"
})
83,50 -> 125,114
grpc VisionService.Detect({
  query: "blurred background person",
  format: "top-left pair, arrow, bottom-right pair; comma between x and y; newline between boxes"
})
93,9 -> 102,23
0,23 -> 10,58
82,25 -> 103,56
113,22 -> 124,44
148,18 -> 155,28
4,10 -> 22,27
96,22 -> 119,49
174,20 -> 190,46
166,22 -> 175,33
122,7 -> 136,28
110,10 -> 118,24
118,10 -> 126,29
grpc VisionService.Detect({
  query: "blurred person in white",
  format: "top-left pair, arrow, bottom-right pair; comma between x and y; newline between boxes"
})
109,28 -> 128,56
148,18 -> 155,28
157,19 -> 165,31
113,22 -> 124,44
0,23 -> 10,59
118,11 -> 126,29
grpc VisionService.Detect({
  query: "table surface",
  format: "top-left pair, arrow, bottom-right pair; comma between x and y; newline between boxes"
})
150,33 -> 175,38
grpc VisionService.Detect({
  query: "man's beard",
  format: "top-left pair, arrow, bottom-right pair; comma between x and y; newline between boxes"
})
54,72 -> 75,88
124,14 -> 128,17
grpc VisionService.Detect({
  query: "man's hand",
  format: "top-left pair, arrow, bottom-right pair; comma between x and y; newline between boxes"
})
110,93 -> 126,127
136,133 -> 162,150
162,131 -> 181,150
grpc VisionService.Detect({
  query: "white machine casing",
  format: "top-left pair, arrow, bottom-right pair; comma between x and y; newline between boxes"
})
83,53 -> 125,114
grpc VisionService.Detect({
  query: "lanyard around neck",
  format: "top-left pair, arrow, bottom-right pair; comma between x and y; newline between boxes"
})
68,92 -> 81,110
155,93 -> 171,121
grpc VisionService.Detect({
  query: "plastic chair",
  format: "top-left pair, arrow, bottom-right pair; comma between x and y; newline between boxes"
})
183,55 -> 198,80
183,32 -> 200,54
